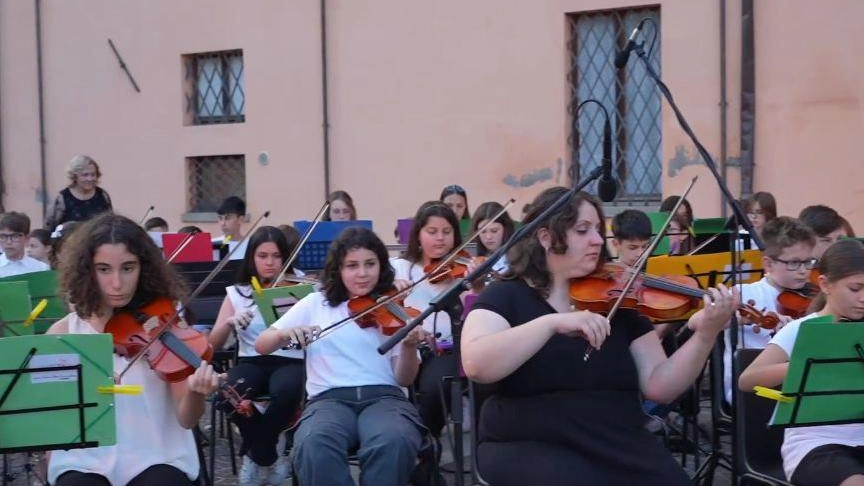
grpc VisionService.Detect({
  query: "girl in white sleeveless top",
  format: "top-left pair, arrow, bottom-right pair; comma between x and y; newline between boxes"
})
740,239 -> 864,485
208,226 -> 306,486
47,214 -> 219,486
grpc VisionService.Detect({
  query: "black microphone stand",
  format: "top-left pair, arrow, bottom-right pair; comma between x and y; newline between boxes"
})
630,38 -> 755,484
378,165 -> 606,486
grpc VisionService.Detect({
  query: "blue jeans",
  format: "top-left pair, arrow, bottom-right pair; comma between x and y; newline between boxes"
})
291,385 -> 424,486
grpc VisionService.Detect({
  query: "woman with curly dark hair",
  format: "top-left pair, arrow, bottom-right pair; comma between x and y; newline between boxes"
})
256,227 -> 430,486
47,213 -> 220,486
462,188 -> 739,485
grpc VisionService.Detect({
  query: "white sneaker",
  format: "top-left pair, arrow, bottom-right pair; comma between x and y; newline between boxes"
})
266,455 -> 292,485
239,455 -> 266,486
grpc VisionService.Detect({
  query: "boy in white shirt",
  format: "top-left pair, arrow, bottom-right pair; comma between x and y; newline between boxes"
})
0,212 -> 50,277
723,216 -> 816,403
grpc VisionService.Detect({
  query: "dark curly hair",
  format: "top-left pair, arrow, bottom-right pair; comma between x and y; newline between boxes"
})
507,188 -> 606,296
59,213 -> 187,318
403,201 -> 462,263
320,227 -> 395,306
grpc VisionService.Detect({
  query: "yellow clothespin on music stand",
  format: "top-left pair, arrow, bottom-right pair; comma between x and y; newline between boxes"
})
23,299 -> 48,328
98,385 -> 144,395
251,276 -> 263,296
754,386 -> 794,403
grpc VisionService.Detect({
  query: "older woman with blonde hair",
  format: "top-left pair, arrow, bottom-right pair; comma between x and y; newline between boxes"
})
45,154 -> 113,230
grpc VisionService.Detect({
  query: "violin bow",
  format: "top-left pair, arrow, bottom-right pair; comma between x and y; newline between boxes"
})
139,205 -> 155,226
115,211 -> 271,383
165,232 -> 196,263
423,198 -> 516,284
270,201 -> 330,288
584,176 -> 698,361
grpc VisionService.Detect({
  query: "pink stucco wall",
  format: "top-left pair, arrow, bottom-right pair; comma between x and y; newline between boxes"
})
1,1 -> 861,239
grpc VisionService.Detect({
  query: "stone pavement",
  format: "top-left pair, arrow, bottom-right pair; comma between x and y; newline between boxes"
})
2,401 -> 733,486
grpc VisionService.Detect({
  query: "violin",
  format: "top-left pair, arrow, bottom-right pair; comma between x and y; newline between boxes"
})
106,297 -> 254,417
424,250 -> 475,284
777,283 -> 820,319
570,263 -> 781,329
348,289 -> 421,336
107,297 -> 213,383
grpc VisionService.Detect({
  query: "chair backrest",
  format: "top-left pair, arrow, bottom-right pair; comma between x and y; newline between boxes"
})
186,295 -> 225,327
711,331 -> 733,421
734,348 -> 787,480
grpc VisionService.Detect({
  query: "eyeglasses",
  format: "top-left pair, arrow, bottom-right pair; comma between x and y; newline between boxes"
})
771,256 -> 818,271
0,233 -> 25,243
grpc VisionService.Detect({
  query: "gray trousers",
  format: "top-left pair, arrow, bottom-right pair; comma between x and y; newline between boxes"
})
291,385 -> 424,486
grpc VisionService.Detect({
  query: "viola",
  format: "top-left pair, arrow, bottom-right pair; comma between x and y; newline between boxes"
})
348,289 -> 421,336
106,297 -> 253,416
777,283 -> 820,319
570,263 -> 781,328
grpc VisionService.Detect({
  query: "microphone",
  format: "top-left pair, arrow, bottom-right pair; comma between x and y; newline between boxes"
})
614,20 -> 645,69
597,117 -> 618,202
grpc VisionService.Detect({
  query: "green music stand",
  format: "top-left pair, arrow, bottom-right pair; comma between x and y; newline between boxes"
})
0,334 -> 116,452
253,284 -> 315,326
0,281 -> 35,336
646,211 -> 671,255
0,270 -> 67,334
770,317 -> 864,428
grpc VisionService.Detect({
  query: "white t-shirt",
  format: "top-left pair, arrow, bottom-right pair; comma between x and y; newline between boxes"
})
211,237 -> 248,261
270,291 -> 406,398
770,313 -> 864,480
226,284 -> 302,359
0,255 -> 49,278
724,277 -> 780,403
390,257 -> 453,343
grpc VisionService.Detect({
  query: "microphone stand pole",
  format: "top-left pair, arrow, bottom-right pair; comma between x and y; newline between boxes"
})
631,41 -> 746,484
631,42 -> 762,251
378,165 -> 606,486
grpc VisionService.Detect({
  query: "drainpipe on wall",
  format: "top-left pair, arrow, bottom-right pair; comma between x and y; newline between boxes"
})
719,0 -> 728,217
35,0 -> 48,219
0,2 -> 4,213
739,0 -> 756,198
320,0 -> 331,197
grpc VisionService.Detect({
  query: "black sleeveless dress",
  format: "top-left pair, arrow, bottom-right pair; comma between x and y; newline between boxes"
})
470,279 -> 691,485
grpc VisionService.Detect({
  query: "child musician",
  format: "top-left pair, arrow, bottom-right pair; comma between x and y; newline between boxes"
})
256,227 -> 430,486
47,213 -> 219,486
740,239 -> 864,485
724,216 -> 816,403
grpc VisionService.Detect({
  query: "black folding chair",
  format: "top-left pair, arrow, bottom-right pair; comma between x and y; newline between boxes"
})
733,348 -> 793,486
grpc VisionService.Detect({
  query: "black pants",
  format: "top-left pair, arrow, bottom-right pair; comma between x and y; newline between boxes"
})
218,355 -> 305,466
416,353 -> 458,438
55,464 -> 192,486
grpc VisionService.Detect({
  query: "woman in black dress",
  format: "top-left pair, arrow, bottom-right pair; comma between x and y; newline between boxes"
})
45,155 -> 113,230
461,188 -> 739,485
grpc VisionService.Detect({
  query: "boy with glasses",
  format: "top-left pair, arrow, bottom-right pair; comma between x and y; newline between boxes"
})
0,212 -> 50,277
723,216 -> 816,403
